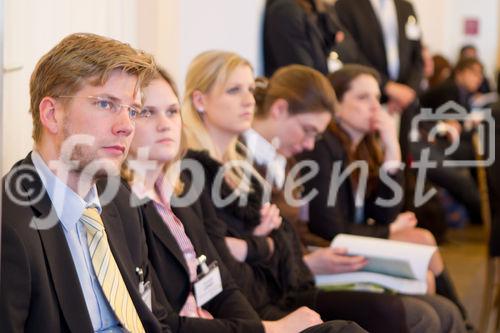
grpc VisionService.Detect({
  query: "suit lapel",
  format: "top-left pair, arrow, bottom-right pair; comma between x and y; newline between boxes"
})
362,0 -> 386,59
25,155 -> 93,333
395,0 -> 408,72
323,135 -> 356,216
144,202 -> 190,275
305,13 -> 327,51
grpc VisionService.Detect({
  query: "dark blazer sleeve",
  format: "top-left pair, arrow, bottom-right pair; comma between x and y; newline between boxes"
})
364,169 -> 404,224
300,136 -> 390,240
264,0 -> 327,75
334,0 -> 389,83
488,103 -> 500,256
141,198 -> 265,333
334,0 -> 423,93
398,1 -> 423,92
240,235 -> 271,263
196,230 -> 265,330
195,187 -> 293,316
185,181 -> 272,265
0,223 -> 31,332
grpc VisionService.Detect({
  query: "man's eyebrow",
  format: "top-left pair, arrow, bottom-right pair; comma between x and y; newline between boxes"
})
93,93 -> 119,101
96,93 -> 142,109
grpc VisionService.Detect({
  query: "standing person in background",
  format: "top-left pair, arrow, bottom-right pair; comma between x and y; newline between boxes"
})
263,0 -> 341,77
334,0 -> 422,114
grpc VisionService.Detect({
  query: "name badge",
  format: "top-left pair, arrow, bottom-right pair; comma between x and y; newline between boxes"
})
327,51 -> 343,73
193,255 -> 223,307
405,16 -> 421,41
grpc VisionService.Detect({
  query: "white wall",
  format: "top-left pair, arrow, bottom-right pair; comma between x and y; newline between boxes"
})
2,0 -> 139,173
138,0 -> 267,96
2,0 -> 499,174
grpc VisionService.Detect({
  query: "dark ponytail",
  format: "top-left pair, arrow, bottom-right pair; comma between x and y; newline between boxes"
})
253,64 -> 336,118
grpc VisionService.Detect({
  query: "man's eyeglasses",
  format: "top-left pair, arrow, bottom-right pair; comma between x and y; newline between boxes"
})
57,95 -> 140,120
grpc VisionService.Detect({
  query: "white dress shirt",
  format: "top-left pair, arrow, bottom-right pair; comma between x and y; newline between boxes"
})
32,151 -> 121,332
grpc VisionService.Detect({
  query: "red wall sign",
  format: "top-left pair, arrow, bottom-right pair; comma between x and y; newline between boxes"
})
464,18 -> 479,36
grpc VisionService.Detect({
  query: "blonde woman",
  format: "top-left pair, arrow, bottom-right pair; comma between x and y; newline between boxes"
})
125,66 -> 365,333
181,50 -> 416,333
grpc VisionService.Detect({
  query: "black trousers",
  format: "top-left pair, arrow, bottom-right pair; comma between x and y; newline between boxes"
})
302,321 -> 368,333
313,290 -> 408,333
259,289 -> 407,332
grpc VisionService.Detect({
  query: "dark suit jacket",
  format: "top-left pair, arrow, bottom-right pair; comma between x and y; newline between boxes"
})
299,131 -> 404,241
140,197 -> 265,333
488,103 -> 500,256
263,0 -> 338,76
334,0 -> 423,93
1,153 -> 169,333
183,150 -> 317,321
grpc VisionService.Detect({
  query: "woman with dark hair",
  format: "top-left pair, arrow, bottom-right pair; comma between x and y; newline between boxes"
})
180,49 -> 468,332
300,64 -> 468,328
429,54 -> 452,89
124,65 -> 364,333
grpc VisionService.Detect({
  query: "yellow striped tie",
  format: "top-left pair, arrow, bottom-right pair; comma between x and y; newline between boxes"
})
81,207 -> 145,333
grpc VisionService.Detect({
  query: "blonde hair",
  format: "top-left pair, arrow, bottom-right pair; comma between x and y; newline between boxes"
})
30,32 -> 156,142
122,66 -> 185,195
181,50 -> 254,190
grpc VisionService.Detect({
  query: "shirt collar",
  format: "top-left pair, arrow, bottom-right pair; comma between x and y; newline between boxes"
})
131,173 -> 172,208
31,150 -> 102,231
243,128 -> 280,166
242,129 -> 287,189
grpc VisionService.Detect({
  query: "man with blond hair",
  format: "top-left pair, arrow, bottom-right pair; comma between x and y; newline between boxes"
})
0,33 -> 168,332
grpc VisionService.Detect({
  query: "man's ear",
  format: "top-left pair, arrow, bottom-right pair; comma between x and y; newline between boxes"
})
39,97 -> 61,135
191,90 -> 207,113
269,98 -> 289,120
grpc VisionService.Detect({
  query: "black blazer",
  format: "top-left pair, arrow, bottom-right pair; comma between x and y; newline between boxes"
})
334,0 -> 423,93
140,197 -> 265,333
0,153 -> 169,333
488,103 -> 500,256
184,150 -> 316,320
263,0 -> 338,76
299,131 -> 404,241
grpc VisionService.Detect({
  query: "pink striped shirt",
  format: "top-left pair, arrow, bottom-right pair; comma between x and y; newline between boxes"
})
132,175 -> 203,318
153,201 -> 201,317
